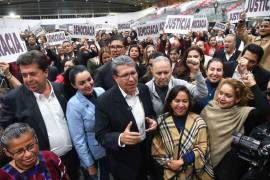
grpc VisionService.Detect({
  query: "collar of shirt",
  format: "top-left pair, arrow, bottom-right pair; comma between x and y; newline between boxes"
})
224,49 -> 236,57
118,85 -> 139,99
33,81 -> 55,100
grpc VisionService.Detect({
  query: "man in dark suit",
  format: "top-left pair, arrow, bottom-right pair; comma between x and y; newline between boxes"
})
95,55 -> 157,180
213,34 -> 241,77
0,50 -> 79,179
94,35 -> 126,90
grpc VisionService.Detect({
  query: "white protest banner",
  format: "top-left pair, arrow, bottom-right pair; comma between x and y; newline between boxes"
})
213,22 -> 227,31
117,23 -> 131,31
136,21 -> 165,41
245,0 -> 270,17
164,15 -> 193,34
45,31 -> 67,46
0,29 -> 27,63
228,9 -> 243,23
95,23 -> 117,32
30,24 -> 46,37
70,24 -> 95,39
191,17 -> 208,32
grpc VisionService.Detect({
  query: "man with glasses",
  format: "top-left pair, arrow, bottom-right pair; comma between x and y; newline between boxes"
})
95,55 -> 157,180
0,123 -> 69,179
0,50 -> 80,179
94,35 -> 126,90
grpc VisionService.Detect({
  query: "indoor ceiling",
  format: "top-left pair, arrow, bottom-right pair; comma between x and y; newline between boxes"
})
0,0 -> 158,18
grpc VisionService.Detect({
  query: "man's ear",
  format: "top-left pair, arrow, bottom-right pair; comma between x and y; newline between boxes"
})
235,98 -> 241,104
3,148 -> 12,158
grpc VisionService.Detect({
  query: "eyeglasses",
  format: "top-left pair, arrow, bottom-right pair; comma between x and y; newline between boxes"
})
265,90 -> 270,96
110,45 -> 124,50
7,141 -> 38,158
116,71 -> 137,80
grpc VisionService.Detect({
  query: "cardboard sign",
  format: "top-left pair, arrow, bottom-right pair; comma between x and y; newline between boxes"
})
213,22 -> 227,32
70,24 -> 95,39
0,29 -> 27,63
30,24 -> 46,37
191,17 -> 208,32
118,23 -> 131,31
228,9 -> 243,23
136,21 -> 165,41
164,15 -> 194,34
245,0 -> 270,17
45,31 -> 67,46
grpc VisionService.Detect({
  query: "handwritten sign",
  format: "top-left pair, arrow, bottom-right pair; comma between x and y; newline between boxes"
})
0,29 -> 27,63
213,22 -> 227,32
191,17 -> 208,32
164,15 -> 194,34
45,31 -> 67,46
228,9 -> 243,23
245,0 -> 270,17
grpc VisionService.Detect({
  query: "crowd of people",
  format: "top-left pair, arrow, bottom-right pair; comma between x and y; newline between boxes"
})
0,12 -> 270,180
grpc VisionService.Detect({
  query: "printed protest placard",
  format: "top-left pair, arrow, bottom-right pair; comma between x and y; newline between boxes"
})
191,17 -> 208,32
136,21 -> 165,41
118,23 -> 131,31
228,9 -> 243,23
164,15 -> 194,34
245,0 -> 270,17
30,24 -> 46,37
70,24 -> 95,39
0,29 -> 27,63
45,31 -> 67,46
213,22 -> 227,32
95,23 -> 117,32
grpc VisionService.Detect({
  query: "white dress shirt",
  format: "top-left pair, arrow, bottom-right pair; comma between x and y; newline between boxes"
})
33,82 -> 72,156
118,86 -> 146,146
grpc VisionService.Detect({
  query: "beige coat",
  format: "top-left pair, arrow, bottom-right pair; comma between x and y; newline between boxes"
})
237,22 -> 270,71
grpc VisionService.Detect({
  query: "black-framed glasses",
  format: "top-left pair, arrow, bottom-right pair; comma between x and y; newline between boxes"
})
110,45 -> 124,50
265,90 -> 270,96
7,140 -> 38,157
116,71 -> 137,80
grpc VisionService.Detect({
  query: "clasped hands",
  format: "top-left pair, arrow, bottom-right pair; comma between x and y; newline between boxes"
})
120,117 -> 157,145
165,159 -> 184,171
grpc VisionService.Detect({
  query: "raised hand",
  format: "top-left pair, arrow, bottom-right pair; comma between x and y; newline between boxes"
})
186,57 -> 200,74
145,117 -> 157,133
120,121 -> 141,145
241,72 -> 256,88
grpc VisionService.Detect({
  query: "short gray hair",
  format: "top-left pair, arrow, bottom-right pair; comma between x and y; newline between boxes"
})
153,56 -> 171,66
111,55 -> 135,75
1,123 -> 36,148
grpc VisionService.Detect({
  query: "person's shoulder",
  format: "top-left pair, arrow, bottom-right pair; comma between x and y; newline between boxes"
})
189,112 -> 207,127
97,86 -> 116,101
2,85 -> 25,100
41,150 -> 60,161
94,87 -> 105,96
0,168 -> 12,179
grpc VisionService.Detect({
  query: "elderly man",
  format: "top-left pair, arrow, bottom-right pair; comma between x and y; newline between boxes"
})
95,55 -> 157,180
237,13 -> 270,71
146,56 -> 208,115
213,34 -> 241,77
0,50 -> 79,179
